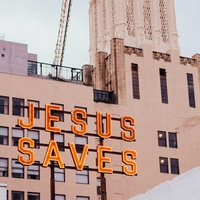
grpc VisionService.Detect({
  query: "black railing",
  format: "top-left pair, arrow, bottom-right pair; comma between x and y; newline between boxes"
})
28,60 -> 83,82
93,90 -> 115,104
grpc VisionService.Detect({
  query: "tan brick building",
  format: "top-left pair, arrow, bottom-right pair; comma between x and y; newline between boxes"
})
0,0 -> 200,200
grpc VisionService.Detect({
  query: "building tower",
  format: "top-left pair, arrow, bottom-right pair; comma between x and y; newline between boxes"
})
89,0 -> 179,66
88,0 -> 181,105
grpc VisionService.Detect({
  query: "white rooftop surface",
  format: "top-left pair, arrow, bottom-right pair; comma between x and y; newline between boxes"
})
129,166 -> 200,200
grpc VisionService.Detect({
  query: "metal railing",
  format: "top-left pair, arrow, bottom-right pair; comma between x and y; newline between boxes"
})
93,90 -> 115,104
28,60 -> 83,82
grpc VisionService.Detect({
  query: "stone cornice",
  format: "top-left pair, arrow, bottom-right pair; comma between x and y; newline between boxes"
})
153,51 -> 171,62
124,46 -> 144,57
180,56 -> 197,66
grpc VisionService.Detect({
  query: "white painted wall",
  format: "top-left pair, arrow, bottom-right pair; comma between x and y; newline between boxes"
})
129,166 -> 200,200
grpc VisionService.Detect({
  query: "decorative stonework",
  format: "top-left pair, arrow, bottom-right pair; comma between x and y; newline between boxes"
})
159,0 -> 169,43
112,0 -> 116,37
153,51 -> 171,62
142,0 -> 153,40
103,0 -> 106,46
126,0 -> 135,37
94,2 -> 98,51
180,56 -> 197,66
124,46 -> 144,57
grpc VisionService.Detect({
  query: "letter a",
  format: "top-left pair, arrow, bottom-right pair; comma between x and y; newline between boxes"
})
43,140 -> 64,168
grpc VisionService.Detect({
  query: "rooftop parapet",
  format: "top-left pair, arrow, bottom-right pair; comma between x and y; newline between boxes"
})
28,60 -> 83,82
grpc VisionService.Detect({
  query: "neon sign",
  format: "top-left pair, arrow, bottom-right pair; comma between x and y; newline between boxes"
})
17,103 -> 137,176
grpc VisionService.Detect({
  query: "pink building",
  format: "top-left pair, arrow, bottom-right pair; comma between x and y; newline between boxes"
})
0,0 -> 200,200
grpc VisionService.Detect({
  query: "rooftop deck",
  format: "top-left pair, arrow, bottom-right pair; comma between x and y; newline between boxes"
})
28,60 -> 83,82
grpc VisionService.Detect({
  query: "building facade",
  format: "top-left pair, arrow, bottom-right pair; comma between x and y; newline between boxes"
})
0,0 -> 200,200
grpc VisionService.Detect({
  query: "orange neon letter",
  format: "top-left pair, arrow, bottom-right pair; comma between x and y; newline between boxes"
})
68,142 -> 89,170
18,102 -> 35,129
96,112 -> 112,139
45,104 -> 61,133
122,149 -> 137,176
18,137 -> 35,166
71,109 -> 87,135
97,146 -> 113,174
121,116 -> 135,141
43,140 -> 64,168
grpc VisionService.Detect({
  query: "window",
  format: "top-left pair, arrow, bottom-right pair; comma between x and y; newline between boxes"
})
28,192 -> 40,200
51,103 -> 64,122
54,133 -> 64,151
97,177 -> 101,195
0,158 -> 8,177
27,162 -> 40,180
132,64 -> 140,99
12,98 -> 24,116
12,191 -> 24,200
160,68 -> 168,103
75,136 -> 88,153
159,157 -> 168,173
12,128 -> 24,146
76,167 -> 89,184
55,194 -> 66,200
0,96 -> 9,114
187,73 -> 196,108
93,90 -> 114,103
169,132 -> 177,148
76,196 -> 90,200
54,167 -> 65,182
12,159 -> 24,178
0,126 -> 8,145
27,100 -> 40,119
158,131 -> 167,147
28,130 -> 40,148
170,158 -> 179,174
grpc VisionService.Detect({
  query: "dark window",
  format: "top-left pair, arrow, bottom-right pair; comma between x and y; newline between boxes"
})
93,90 -> 114,103
12,191 -> 24,200
160,68 -> 168,103
54,134 -> 64,151
76,196 -> 90,200
169,132 -> 177,148
27,162 -> 40,180
170,158 -> 179,174
51,103 -> 64,122
27,100 -> 40,119
159,157 -> 168,173
0,158 -> 8,177
187,73 -> 196,108
12,128 -> 24,146
0,96 -> 9,114
12,159 -> 24,178
28,192 -> 40,200
0,126 -> 8,145
76,167 -> 89,184
75,136 -> 88,153
132,64 -> 140,99
12,98 -> 24,116
55,194 -> 66,200
54,167 -> 65,182
28,130 -> 40,149
158,131 -> 167,147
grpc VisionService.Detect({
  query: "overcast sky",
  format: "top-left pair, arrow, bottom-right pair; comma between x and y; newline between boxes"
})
0,0 -> 199,68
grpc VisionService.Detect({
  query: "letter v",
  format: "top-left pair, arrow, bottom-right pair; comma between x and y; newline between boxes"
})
68,142 -> 89,170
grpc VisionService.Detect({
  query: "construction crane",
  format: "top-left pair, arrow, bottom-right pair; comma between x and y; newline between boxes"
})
54,0 -> 72,68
